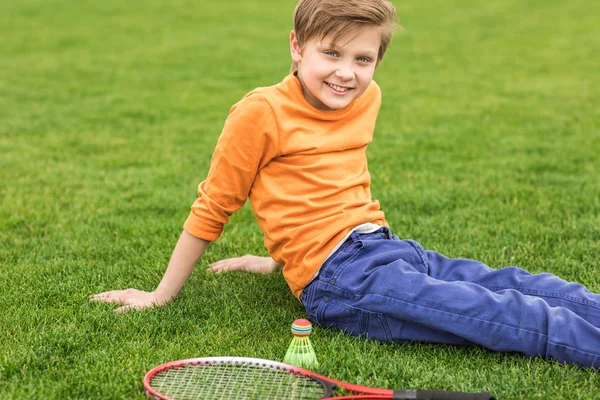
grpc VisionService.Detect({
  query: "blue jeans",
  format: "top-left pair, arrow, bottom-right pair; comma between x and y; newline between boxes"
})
300,227 -> 600,368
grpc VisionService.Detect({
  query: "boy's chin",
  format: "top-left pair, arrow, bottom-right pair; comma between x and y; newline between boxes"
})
319,89 -> 362,110
308,89 -> 357,110
321,98 -> 353,110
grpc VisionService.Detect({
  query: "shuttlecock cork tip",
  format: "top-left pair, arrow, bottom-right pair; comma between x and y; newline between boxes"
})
291,319 -> 312,336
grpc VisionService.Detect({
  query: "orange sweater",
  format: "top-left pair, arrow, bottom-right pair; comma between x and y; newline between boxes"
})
184,73 -> 387,299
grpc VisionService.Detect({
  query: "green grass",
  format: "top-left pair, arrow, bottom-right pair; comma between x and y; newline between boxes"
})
1,0 -> 599,398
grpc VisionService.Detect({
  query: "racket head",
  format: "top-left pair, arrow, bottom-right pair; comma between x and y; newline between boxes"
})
143,356 -> 337,400
144,357 -> 493,400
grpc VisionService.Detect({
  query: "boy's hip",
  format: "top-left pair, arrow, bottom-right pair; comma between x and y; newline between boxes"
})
300,228 -> 428,319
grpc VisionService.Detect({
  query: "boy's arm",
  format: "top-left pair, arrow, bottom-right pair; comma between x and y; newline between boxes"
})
89,230 -> 209,313
208,255 -> 282,274
91,95 -> 278,312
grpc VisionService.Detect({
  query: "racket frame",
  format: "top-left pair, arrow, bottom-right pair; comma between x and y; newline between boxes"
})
143,356 -> 395,400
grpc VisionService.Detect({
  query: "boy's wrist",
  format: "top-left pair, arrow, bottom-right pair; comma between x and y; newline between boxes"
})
153,288 -> 177,306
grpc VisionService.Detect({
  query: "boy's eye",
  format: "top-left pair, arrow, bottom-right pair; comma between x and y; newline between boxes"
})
357,56 -> 372,63
324,50 -> 339,57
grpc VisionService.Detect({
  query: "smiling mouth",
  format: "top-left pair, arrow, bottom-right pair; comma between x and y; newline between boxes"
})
326,82 -> 353,93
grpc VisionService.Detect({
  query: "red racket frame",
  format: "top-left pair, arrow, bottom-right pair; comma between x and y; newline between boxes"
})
143,356 -> 493,400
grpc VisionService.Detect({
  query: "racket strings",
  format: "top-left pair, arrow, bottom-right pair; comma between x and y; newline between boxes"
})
149,361 -> 326,399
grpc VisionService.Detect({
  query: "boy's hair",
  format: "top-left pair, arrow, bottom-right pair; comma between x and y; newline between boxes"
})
292,0 -> 399,71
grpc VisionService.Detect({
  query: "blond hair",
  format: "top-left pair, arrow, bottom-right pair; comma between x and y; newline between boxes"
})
291,0 -> 399,71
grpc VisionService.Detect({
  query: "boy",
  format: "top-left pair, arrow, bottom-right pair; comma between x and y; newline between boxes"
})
91,0 -> 600,369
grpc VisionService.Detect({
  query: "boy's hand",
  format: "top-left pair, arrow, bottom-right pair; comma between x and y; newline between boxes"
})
208,255 -> 281,275
89,289 -> 166,313
89,231 -> 209,314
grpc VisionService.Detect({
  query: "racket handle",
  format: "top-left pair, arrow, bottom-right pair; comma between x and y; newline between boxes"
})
393,389 -> 495,399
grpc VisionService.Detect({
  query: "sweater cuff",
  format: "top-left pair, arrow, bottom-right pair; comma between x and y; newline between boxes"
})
183,212 -> 223,242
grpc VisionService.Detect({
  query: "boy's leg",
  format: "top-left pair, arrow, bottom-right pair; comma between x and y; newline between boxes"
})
421,248 -> 600,328
302,231 -> 600,368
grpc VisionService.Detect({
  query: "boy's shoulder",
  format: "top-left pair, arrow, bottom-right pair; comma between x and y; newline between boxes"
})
245,74 -> 298,103
228,86 -> 277,117
226,74 -> 296,121
369,79 -> 382,96
228,76 -> 288,112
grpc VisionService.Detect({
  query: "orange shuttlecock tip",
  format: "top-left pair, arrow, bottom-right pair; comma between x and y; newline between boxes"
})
291,319 -> 312,337
284,318 -> 318,368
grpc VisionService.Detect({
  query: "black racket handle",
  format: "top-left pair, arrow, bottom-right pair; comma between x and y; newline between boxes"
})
393,389 -> 495,399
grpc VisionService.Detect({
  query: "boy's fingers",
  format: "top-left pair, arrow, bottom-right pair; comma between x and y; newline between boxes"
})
89,292 -> 109,301
89,291 -> 125,304
208,261 -> 239,273
89,291 -> 112,300
210,260 -> 233,267
213,265 -> 228,274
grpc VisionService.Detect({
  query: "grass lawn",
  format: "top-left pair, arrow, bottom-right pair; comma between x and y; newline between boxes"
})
1,0 -> 599,398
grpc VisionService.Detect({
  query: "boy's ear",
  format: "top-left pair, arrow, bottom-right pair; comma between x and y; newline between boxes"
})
290,30 -> 302,63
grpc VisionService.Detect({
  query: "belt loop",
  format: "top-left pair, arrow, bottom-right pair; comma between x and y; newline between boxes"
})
382,226 -> 391,239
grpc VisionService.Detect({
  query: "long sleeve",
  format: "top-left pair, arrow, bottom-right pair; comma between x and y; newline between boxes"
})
183,94 -> 279,241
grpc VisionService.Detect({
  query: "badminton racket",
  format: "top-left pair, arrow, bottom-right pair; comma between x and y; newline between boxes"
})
143,356 -> 494,400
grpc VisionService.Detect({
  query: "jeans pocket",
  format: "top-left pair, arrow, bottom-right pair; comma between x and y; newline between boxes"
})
317,298 -> 392,342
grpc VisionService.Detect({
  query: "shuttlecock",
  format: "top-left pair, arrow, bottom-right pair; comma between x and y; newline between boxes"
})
283,319 -> 319,369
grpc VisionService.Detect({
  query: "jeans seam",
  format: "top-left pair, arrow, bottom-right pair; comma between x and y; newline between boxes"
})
360,308 -> 368,333
368,292 -> 548,338
375,312 -> 393,341
547,340 -> 600,358
482,286 -> 600,309
301,284 -> 314,307
320,280 -> 362,300
322,298 -> 393,342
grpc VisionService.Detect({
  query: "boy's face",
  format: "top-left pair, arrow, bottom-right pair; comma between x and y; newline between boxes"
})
290,26 -> 381,111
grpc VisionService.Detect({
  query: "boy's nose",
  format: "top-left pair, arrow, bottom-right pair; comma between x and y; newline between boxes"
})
335,66 -> 354,81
